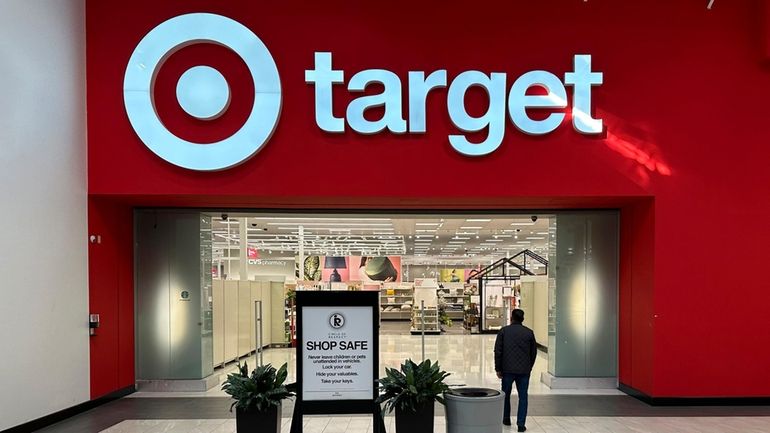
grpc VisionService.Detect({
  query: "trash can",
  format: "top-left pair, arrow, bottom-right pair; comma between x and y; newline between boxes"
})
444,387 -> 504,433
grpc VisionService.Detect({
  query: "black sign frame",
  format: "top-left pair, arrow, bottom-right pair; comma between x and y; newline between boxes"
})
290,290 -> 384,433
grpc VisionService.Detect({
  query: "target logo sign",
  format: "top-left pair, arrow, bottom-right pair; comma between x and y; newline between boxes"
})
123,13 -> 281,171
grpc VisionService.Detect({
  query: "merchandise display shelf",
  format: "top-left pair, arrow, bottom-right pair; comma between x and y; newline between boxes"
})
380,283 -> 414,321
438,285 -> 465,324
410,307 -> 440,335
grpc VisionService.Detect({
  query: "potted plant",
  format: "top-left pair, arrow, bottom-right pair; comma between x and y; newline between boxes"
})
376,359 -> 450,433
222,362 -> 294,433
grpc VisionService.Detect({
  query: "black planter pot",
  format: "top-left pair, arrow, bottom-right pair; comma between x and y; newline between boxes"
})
235,403 -> 281,433
395,402 -> 435,433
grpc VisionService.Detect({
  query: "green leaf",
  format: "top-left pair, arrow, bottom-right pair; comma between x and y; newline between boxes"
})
222,362 -> 295,412
375,358 -> 451,414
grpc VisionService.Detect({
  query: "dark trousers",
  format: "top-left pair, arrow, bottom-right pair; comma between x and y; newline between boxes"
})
501,373 -> 530,426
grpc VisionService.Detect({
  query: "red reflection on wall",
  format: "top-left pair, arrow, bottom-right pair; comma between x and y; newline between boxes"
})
604,131 -> 672,176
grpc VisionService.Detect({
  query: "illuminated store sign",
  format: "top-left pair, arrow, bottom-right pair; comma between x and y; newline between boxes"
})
124,13 -> 603,170
305,52 -> 603,157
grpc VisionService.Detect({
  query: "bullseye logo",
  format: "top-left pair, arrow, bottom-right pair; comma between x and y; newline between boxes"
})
123,13 -> 281,171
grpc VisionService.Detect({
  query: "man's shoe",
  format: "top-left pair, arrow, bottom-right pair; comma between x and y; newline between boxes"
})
517,425 -> 526,432
503,418 -> 511,426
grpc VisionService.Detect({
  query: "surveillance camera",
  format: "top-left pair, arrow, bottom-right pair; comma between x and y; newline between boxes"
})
530,215 -> 538,222
263,227 -> 268,231
221,213 -> 228,221
251,223 -> 257,227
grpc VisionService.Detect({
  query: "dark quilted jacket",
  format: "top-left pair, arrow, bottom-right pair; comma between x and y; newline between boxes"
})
494,323 -> 537,374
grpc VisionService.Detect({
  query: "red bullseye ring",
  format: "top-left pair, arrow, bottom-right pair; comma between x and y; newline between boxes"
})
153,43 -> 255,144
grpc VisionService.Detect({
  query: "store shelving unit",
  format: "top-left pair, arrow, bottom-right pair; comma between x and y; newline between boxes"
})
463,294 -> 480,334
411,279 -> 440,334
380,283 -> 414,320
438,282 -> 465,320
411,306 -> 440,334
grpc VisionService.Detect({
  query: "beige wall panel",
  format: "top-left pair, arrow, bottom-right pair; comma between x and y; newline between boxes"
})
212,279 -> 225,366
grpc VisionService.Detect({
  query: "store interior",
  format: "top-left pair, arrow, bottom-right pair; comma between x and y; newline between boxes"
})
205,213 -> 553,365
134,210 -> 618,391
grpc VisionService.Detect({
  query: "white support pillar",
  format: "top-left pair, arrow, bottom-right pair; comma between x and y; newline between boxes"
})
298,225 -> 305,280
239,218 -> 248,281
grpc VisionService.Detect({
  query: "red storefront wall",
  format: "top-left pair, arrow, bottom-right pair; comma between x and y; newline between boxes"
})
86,0 -> 770,399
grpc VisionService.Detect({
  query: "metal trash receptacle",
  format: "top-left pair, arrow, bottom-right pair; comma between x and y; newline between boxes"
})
444,387 -> 503,433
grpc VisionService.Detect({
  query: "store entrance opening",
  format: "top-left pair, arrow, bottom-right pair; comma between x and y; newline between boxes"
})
133,211 -> 618,394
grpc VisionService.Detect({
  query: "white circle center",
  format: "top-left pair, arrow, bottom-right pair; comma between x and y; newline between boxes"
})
176,66 -> 230,120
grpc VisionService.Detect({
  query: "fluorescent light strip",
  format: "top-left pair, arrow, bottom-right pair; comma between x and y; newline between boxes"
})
248,217 -> 391,221
484,239 -> 503,242
269,222 -> 392,227
511,222 -> 535,226
526,237 -> 545,240
415,223 -> 441,226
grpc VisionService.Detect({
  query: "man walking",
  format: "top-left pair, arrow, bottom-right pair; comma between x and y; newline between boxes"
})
494,309 -> 537,431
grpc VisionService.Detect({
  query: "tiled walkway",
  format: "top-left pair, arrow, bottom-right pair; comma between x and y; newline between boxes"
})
34,331 -> 770,432
101,416 -> 770,433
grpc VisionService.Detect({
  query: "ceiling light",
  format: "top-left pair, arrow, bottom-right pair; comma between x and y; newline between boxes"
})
526,237 -> 545,240
416,223 -> 441,226
511,222 -> 535,226
268,222 -> 392,227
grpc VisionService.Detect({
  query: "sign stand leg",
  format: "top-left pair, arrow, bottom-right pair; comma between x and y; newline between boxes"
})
290,402 -> 302,433
372,404 -> 386,433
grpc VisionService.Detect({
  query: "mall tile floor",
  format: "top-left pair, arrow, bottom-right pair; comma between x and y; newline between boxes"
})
36,328 -> 770,432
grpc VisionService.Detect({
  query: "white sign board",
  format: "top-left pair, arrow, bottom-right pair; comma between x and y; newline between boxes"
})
301,306 -> 374,401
